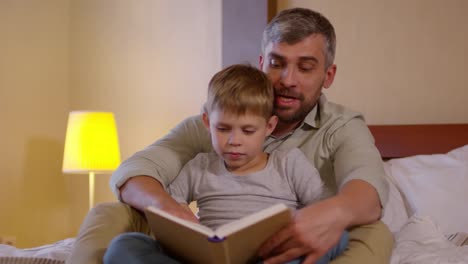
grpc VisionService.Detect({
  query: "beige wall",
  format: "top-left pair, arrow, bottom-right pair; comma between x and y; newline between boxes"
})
71,0 -> 221,158
0,0 -> 221,247
278,0 -> 468,124
68,0 -> 221,237
0,0 -> 72,247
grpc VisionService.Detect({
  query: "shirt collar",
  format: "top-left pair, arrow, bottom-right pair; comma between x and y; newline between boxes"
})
268,94 -> 324,140
300,93 -> 325,130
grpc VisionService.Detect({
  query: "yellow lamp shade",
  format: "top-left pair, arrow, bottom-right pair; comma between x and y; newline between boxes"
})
62,111 -> 121,174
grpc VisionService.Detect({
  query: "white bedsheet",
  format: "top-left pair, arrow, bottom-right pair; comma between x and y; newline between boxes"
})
1,220 -> 468,263
391,216 -> 468,264
0,238 -> 74,261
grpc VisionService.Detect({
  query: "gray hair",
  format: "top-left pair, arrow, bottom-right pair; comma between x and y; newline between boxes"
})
261,8 -> 336,68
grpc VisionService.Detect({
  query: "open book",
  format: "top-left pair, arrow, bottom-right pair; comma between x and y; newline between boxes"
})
144,203 -> 292,264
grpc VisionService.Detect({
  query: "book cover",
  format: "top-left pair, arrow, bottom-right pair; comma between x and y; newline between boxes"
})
144,203 -> 292,264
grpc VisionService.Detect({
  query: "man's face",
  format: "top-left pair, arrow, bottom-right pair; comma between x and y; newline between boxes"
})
203,109 -> 277,173
260,34 -> 336,125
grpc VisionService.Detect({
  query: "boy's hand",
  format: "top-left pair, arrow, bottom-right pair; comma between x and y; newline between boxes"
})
163,202 -> 199,224
179,204 -> 200,223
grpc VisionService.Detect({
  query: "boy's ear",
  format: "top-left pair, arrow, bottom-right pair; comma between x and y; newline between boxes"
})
202,112 -> 210,130
265,115 -> 278,136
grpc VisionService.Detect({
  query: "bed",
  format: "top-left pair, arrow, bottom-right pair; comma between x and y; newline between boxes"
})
370,124 -> 468,263
1,123 -> 467,264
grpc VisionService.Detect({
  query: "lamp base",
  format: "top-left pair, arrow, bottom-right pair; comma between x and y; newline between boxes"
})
89,171 -> 95,210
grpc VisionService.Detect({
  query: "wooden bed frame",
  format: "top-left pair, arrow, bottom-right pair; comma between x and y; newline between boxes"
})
368,124 -> 468,159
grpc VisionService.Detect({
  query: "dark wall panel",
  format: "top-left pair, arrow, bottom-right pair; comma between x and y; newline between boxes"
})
222,0 -> 268,67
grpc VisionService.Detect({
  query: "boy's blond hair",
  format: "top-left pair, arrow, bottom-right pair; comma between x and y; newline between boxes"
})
205,64 -> 273,120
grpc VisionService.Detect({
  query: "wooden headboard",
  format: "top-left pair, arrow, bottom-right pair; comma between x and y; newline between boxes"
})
368,124 -> 468,159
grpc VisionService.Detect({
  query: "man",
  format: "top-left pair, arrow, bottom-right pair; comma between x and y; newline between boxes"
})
103,64 -> 348,264
67,7 -> 392,264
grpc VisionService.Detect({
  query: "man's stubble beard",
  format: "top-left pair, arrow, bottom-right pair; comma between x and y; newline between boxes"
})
273,102 -> 315,124
273,81 -> 324,124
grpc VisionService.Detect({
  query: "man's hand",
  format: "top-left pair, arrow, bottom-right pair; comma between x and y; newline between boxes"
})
258,198 -> 347,264
258,180 -> 382,264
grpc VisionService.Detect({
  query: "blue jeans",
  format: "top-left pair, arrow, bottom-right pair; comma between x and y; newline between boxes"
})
103,231 -> 348,264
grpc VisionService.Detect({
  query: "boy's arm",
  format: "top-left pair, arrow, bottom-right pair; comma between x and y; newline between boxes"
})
180,203 -> 193,213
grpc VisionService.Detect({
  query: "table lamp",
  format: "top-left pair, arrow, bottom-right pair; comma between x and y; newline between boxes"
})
62,111 -> 121,210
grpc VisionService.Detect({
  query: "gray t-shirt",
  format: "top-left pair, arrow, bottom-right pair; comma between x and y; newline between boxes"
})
168,148 -> 324,229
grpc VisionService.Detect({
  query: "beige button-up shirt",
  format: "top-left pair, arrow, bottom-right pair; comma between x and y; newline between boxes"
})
111,94 -> 388,207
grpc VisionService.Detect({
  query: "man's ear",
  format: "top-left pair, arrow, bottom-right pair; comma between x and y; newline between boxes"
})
202,112 -> 210,130
259,55 -> 264,70
265,115 -> 278,136
323,64 -> 337,89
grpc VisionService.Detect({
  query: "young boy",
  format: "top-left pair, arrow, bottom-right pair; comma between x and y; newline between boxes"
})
103,64 -> 348,264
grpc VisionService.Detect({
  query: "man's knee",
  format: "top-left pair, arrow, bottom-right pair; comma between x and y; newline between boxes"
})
331,221 -> 394,264
81,202 -> 149,233
66,202 -> 149,264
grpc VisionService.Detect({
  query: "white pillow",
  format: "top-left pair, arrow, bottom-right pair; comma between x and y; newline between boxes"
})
386,145 -> 468,235
381,162 -> 410,234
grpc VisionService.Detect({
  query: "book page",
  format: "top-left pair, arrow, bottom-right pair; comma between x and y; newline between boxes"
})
146,206 -> 215,237
215,203 -> 290,238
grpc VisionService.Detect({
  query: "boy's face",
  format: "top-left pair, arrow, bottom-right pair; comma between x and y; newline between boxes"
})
203,109 -> 277,173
